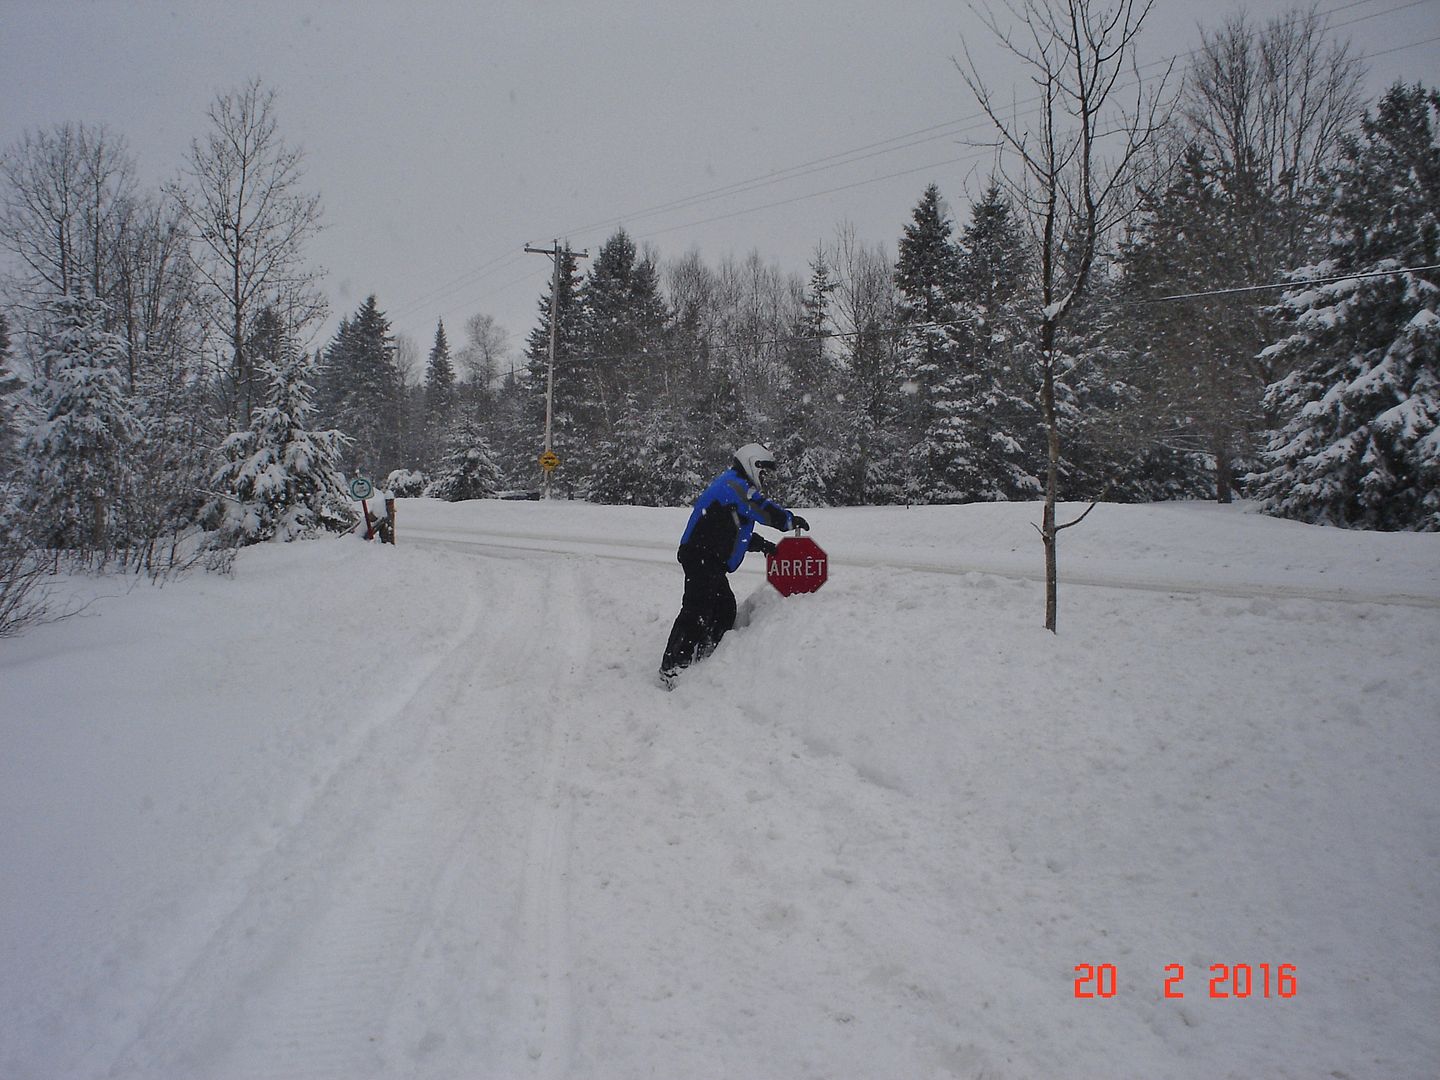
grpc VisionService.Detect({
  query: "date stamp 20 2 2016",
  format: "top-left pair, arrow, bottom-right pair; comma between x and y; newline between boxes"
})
1074,963 -> 1298,1000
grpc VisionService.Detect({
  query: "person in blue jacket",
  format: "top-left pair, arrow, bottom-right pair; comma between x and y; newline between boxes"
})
658,443 -> 809,688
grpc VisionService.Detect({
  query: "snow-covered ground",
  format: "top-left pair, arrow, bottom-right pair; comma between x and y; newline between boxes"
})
2,498 -> 1437,1080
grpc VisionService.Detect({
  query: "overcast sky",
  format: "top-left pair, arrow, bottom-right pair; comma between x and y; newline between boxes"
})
3,0 -> 1437,367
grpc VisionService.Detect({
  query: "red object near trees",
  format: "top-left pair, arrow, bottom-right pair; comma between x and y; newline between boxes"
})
766,535 -> 829,596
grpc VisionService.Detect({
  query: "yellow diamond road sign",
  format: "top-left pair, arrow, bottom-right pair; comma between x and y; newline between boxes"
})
539,450 -> 560,471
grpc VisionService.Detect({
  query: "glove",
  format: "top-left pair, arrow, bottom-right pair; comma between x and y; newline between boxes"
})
790,515 -> 810,533
751,535 -> 777,556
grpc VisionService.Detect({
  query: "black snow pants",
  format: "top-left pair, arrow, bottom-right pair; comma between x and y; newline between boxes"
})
660,551 -> 737,674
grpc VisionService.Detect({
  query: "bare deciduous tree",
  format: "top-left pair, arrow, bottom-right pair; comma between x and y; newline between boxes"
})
1182,5 -> 1365,416
458,311 -> 511,390
169,79 -> 325,427
0,123 -> 134,322
1120,8 -> 1364,505
1184,5 -> 1362,261
959,0 -> 1173,632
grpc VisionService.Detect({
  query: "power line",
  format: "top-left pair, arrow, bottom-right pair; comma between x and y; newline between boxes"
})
560,0 -> 1412,241
636,154 -> 983,241
1133,262 -> 1440,304
388,0 -> 1422,325
628,2 -> 1433,249
555,0 -> 1414,244
1362,31 -> 1440,60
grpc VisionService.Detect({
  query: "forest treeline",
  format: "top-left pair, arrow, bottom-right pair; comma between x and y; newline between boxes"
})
1,4 -> 1436,606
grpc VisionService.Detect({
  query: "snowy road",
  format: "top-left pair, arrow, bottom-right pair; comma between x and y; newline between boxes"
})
3,498 -> 1438,1078
404,508 -> 1440,610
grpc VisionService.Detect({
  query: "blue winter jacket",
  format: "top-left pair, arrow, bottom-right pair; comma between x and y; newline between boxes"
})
679,467 -> 794,572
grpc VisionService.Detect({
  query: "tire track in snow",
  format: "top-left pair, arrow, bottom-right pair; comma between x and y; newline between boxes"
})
103,560 -> 531,1079
516,559 -> 590,1077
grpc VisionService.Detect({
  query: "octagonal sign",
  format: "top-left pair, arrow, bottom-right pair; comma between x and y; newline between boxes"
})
766,535 -> 829,596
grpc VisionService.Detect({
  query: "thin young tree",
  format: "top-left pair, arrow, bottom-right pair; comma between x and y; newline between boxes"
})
959,0 -> 1173,631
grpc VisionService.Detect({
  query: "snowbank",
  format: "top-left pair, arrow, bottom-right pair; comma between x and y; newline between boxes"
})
2,499 -> 1436,1078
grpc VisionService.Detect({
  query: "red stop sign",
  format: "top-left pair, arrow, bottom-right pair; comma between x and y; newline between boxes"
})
766,535 -> 829,596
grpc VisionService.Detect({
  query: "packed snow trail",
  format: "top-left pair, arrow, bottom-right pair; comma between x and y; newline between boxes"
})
2,499 -> 1437,1078
103,555 -> 590,1077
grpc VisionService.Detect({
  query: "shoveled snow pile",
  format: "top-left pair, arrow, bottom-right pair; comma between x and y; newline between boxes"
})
2,498 -> 1437,1079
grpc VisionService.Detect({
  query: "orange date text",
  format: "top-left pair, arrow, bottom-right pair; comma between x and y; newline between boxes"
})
1073,963 -> 1297,999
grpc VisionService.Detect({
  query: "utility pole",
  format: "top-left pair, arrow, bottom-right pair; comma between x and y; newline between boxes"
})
524,240 -> 588,498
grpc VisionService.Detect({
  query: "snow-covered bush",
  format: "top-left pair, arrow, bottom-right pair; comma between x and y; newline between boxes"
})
385,469 -> 426,497
0,534 -> 50,637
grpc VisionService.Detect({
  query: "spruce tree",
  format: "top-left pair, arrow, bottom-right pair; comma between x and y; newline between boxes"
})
895,186 -> 964,389
952,183 -> 1043,501
205,339 -> 354,545
580,233 -> 670,416
575,230 -> 671,492
18,294 -> 140,557
322,295 -> 403,476
524,247 -> 584,478
425,418 -> 501,501
589,397 -> 704,506
1251,84 -> 1440,530
423,319 -> 459,468
836,321 -> 907,505
895,185 -> 967,498
0,311 -> 22,482
488,367 -> 540,488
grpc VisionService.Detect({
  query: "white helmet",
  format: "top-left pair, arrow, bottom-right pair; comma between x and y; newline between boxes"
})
733,442 -> 777,488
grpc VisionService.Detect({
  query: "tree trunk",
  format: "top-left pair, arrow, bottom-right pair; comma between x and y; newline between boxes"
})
1041,324 -> 1060,633
1213,427 -> 1234,504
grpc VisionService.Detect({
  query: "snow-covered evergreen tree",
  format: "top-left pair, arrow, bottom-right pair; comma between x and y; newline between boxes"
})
0,310 -> 23,483
895,185 -> 969,499
895,185 -> 965,403
422,319 -> 459,468
205,340 -> 354,545
589,397 -> 704,506
18,294 -> 140,555
1250,84 -> 1440,531
320,295 -> 403,476
425,419 -> 501,501
523,246 -> 585,479
572,230 -> 671,480
950,184 -> 1043,501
